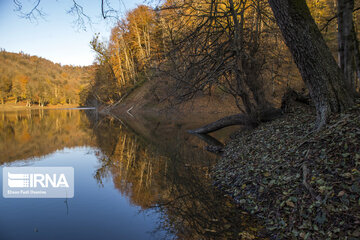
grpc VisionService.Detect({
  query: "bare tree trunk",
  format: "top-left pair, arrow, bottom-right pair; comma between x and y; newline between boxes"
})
188,114 -> 253,134
337,0 -> 345,71
337,0 -> 355,93
268,0 -> 353,129
115,39 -> 126,87
134,22 -> 145,62
353,23 -> 360,93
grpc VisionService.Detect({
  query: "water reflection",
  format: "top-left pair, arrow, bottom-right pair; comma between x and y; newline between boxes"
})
87,112 -> 267,239
0,109 -> 163,240
0,109 -> 266,239
0,109 -> 95,163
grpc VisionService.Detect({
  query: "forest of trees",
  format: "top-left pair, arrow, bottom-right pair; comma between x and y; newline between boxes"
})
0,50 -> 93,106
86,0 -> 360,130
4,0 -> 360,125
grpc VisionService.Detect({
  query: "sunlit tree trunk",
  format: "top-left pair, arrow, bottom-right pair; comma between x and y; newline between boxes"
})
134,22 -> 146,62
26,99 -> 31,107
115,39 -> 126,87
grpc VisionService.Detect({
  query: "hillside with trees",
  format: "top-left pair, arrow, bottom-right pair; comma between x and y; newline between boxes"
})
87,0 -> 360,126
0,50 -> 93,107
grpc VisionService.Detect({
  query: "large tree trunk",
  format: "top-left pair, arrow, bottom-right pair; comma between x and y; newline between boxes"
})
268,0 -> 353,129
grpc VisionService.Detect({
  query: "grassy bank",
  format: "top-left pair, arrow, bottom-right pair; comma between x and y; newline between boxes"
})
213,100 -> 360,238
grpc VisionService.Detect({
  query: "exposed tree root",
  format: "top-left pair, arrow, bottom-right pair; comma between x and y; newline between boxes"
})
302,163 -> 321,201
188,89 -> 312,134
188,108 -> 282,134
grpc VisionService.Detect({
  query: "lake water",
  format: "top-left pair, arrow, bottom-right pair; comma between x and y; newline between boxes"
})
0,109 -> 263,239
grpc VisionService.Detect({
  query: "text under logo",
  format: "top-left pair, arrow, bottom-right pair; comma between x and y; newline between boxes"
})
3,167 -> 74,198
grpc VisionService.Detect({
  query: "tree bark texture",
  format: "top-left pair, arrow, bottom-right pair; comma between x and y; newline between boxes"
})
268,0 -> 353,128
337,0 -> 355,93
353,23 -> 360,92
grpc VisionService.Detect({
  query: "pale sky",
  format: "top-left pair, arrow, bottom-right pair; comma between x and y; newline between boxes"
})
0,0 -> 144,66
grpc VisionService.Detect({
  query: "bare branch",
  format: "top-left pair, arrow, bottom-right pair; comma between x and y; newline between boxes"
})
13,0 -> 46,22
320,6 -> 360,32
101,0 -> 121,21
67,0 -> 92,31
12,0 -> 122,30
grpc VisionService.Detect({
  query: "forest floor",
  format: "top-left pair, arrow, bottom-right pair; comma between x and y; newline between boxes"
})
213,99 -> 360,239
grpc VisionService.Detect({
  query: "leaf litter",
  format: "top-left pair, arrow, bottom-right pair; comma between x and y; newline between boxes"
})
213,99 -> 360,239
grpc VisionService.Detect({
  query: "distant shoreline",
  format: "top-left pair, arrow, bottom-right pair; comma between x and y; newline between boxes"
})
0,103 -> 83,111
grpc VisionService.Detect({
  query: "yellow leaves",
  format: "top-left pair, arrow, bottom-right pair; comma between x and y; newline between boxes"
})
107,5 -> 157,93
20,131 -> 31,142
286,200 -> 295,208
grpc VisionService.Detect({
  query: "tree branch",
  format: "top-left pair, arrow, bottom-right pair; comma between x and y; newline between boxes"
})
320,6 -> 360,32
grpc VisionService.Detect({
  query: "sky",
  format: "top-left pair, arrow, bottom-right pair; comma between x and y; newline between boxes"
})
0,0 -> 144,66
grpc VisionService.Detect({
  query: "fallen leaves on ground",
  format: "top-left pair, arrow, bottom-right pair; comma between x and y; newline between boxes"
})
213,100 -> 360,239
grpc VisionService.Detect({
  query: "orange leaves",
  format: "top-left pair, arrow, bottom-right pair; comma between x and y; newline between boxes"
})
18,74 -> 29,87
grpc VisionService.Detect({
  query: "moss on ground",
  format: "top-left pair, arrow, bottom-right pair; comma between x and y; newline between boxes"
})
213,100 -> 360,239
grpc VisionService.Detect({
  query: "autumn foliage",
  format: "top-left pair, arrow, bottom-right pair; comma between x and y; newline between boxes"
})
88,0 -> 360,108
0,50 -> 93,106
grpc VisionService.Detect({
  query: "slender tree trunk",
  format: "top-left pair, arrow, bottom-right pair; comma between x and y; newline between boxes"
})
116,39 -> 126,86
26,99 -> 31,107
268,0 -> 353,129
337,0 -> 345,71
337,0 -> 355,93
353,23 -> 360,92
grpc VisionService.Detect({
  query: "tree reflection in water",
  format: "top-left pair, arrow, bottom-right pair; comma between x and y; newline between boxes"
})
87,112 -> 268,239
0,109 -> 94,163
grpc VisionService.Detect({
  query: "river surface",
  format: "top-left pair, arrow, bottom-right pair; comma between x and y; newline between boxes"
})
0,108 -> 263,239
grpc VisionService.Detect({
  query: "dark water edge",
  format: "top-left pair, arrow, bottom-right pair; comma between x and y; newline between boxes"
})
0,108 -> 266,239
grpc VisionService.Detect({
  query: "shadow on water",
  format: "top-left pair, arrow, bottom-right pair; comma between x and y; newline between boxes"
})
86,111 -> 268,239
